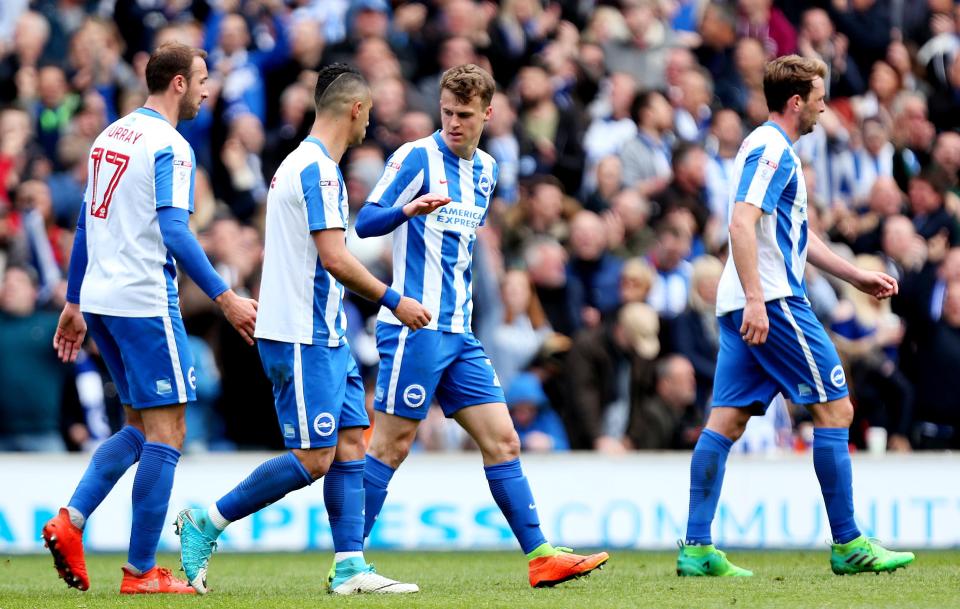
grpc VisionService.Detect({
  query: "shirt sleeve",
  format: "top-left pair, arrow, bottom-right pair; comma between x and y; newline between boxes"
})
479,159 -> 499,227
365,143 -> 425,210
155,141 -> 196,212
157,206 -> 229,300
301,160 -> 346,232
66,204 -> 87,304
735,144 -> 793,214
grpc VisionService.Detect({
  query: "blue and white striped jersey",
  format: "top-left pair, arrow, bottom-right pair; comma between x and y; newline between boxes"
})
716,121 -> 810,315
367,131 -> 498,333
79,108 -> 196,318
254,136 -> 348,346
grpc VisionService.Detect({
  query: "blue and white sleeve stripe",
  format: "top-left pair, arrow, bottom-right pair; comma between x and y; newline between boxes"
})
366,143 -> 425,208
301,162 -> 346,231
736,144 -> 793,214
154,146 -> 174,209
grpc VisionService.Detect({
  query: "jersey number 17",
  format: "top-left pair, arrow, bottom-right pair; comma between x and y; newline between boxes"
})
89,147 -> 130,219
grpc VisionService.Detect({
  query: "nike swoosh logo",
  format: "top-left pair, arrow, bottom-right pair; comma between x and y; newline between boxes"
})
528,504 -> 536,510
439,179 -> 448,184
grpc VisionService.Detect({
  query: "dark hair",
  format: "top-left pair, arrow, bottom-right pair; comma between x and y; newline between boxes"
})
630,89 -> 667,125
440,64 -> 496,107
671,141 -> 704,172
914,164 -> 952,197
763,54 -> 827,114
314,63 -> 368,112
145,43 -> 207,94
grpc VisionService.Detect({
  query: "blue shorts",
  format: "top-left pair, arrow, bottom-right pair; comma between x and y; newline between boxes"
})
84,313 -> 196,409
258,339 -> 368,449
713,296 -> 849,410
373,322 -> 506,420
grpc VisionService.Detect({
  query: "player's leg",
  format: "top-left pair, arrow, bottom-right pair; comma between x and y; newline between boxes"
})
783,298 -> 916,573
105,315 -> 197,594
176,340 -> 333,593
363,322 -> 441,539
678,310 -> 772,577
326,356 -> 416,594
363,411 -> 420,536
43,314 -> 143,591
812,402 -> 914,574
442,333 -> 607,587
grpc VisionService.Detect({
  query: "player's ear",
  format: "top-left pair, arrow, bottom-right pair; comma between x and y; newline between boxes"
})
484,104 -> 493,122
352,100 -> 363,120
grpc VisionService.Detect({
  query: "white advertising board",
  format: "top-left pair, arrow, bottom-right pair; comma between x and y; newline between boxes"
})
0,453 -> 957,552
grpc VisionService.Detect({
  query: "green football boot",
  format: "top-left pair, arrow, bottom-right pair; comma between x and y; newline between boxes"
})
830,536 -> 915,575
677,542 -> 753,577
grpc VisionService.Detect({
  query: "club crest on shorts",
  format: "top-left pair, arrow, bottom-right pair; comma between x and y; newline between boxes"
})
830,365 -> 846,388
313,412 -> 336,437
403,384 -> 426,408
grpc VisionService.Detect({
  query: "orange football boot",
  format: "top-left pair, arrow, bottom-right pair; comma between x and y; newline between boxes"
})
528,548 -> 609,588
42,508 -> 90,591
120,565 -> 196,594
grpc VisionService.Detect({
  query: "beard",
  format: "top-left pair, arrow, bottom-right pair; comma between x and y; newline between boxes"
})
178,96 -> 200,120
799,111 -> 818,135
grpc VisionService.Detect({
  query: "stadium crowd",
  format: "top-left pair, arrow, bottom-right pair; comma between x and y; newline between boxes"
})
1,0 -> 959,454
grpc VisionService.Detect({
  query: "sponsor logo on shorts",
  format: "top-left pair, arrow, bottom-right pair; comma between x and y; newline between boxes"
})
283,423 -> 296,439
403,384 -> 426,408
156,379 -> 172,395
188,367 -> 197,391
830,365 -> 846,388
375,385 -> 385,402
313,413 -> 336,437
797,383 -> 812,397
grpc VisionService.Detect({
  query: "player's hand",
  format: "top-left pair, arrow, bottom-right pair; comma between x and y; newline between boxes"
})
393,296 -> 431,331
217,289 -> 258,345
740,299 -> 769,346
403,194 -> 451,218
853,270 -> 898,300
53,302 -> 86,363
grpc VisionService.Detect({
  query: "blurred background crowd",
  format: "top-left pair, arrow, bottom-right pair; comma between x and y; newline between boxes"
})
2,0 -> 960,455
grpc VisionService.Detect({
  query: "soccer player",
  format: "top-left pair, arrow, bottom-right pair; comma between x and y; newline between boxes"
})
352,64 -> 609,588
677,55 -> 916,576
174,64 -> 428,595
43,43 -> 258,594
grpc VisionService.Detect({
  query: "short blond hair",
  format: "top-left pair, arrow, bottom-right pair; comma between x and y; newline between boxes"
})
440,63 -> 496,107
763,54 -> 827,113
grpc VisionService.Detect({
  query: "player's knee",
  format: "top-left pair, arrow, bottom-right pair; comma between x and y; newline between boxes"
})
375,439 -> 413,469
487,430 -> 521,462
293,448 -> 336,480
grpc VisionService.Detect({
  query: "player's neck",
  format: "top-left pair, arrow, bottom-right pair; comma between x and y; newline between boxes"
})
309,122 -> 349,164
441,131 -> 477,160
142,95 -> 179,128
767,114 -> 797,143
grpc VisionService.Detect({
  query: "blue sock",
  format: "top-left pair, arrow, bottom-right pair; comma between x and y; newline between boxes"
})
362,455 -> 395,539
69,426 -> 145,521
215,452 -> 313,522
127,442 -> 180,572
813,427 -> 861,544
484,459 -> 547,554
685,429 -> 733,545
324,460 -> 365,553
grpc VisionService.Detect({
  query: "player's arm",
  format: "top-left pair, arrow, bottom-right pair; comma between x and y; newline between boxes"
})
54,204 -> 90,363
313,229 -> 430,330
729,202 -> 768,345
728,144 -> 787,346
155,145 -> 258,344
355,146 -> 449,238
807,230 -> 898,299
156,208 -> 257,344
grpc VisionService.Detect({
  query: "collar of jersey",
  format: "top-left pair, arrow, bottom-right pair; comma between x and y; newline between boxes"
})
763,120 -> 792,145
433,130 -> 474,161
135,107 -> 167,122
304,136 -> 334,162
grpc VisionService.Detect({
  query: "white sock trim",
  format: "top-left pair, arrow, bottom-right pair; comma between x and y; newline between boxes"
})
208,503 -> 231,530
66,506 -> 86,530
334,551 -> 364,563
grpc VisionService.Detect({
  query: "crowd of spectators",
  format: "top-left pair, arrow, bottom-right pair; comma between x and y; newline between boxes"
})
2,0 -> 960,454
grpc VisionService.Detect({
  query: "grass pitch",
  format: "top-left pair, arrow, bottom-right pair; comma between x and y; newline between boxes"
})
1,550 -> 956,609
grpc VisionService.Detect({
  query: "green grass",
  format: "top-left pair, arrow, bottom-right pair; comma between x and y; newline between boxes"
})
0,550 -> 956,609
